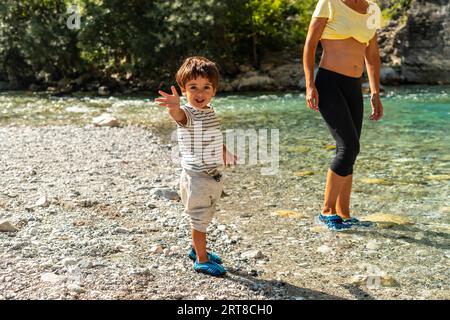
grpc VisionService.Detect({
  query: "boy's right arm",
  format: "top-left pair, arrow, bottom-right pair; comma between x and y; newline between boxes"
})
154,86 -> 187,125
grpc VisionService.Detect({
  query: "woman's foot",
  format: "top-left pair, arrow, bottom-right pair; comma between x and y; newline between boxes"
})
341,217 -> 373,227
319,213 -> 352,231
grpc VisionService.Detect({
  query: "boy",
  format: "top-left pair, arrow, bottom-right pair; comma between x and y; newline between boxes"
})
155,56 -> 237,276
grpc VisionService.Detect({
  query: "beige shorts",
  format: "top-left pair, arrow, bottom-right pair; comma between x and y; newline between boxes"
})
179,168 -> 224,233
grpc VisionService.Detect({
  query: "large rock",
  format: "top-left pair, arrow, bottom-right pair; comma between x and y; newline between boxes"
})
398,0 -> 450,84
232,74 -> 275,91
268,63 -> 303,89
380,66 -> 403,85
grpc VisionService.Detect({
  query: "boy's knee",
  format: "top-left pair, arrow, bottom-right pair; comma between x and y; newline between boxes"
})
189,209 -> 214,233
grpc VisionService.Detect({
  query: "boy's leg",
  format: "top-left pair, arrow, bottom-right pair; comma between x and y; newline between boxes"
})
192,229 -> 208,263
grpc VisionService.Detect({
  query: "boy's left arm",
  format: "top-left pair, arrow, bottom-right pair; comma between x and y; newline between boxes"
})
223,144 -> 237,166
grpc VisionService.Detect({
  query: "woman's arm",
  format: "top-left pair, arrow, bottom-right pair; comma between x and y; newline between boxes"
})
303,18 -> 327,111
365,35 -> 381,95
364,35 -> 384,121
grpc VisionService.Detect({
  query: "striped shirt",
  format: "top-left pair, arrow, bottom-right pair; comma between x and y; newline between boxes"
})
177,103 -> 223,173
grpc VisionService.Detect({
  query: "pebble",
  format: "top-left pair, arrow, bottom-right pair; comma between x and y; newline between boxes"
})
35,196 -> 50,208
317,245 -> 332,254
67,284 -> 85,293
0,220 -> 18,232
365,240 -> 380,251
114,227 -> 130,234
41,272 -> 65,284
241,250 -> 264,260
150,244 -> 164,254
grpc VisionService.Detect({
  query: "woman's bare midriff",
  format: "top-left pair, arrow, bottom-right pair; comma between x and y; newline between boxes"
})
319,38 -> 367,78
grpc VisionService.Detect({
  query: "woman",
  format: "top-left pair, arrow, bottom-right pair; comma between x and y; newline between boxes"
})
303,0 -> 384,230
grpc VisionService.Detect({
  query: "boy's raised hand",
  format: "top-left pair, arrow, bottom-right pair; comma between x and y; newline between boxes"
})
155,86 -> 181,109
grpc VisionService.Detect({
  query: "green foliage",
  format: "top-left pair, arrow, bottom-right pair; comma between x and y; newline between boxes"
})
381,0 -> 413,22
0,0 -> 330,89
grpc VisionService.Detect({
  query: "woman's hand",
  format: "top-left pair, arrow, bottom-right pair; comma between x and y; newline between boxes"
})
155,86 -> 181,109
369,93 -> 383,121
306,85 -> 319,111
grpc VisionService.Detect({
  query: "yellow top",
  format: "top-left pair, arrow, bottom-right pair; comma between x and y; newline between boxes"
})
313,0 -> 383,46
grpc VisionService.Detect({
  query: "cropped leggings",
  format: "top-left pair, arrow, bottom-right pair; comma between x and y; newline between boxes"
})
315,67 -> 364,177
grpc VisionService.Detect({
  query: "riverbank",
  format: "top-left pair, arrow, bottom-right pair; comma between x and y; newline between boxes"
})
1,125 -> 448,300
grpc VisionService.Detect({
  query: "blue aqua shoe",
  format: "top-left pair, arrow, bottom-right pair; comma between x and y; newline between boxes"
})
194,260 -> 226,277
319,213 -> 352,231
342,217 -> 373,228
189,247 -> 223,264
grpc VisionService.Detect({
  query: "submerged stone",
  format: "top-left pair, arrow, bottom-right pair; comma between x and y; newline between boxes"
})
273,210 -> 308,219
294,171 -> 314,177
361,178 -> 393,185
425,175 -> 450,181
363,213 -> 412,226
287,146 -> 311,153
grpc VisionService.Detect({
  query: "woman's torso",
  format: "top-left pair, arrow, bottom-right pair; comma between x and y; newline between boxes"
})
318,0 -> 372,78
319,38 -> 367,78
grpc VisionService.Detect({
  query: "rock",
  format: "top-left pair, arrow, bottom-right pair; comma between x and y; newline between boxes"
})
61,258 -> 79,267
294,171 -> 314,177
360,178 -> 393,185
363,213 -> 412,226
425,175 -> 450,181
98,86 -> 110,96
152,188 -> 180,201
268,63 -> 303,89
365,240 -> 380,251
380,66 -> 403,84
114,227 -> 130,234
310,226 -> 326,233
241,250 -> 264,260
35,196 -> 50,208
150,244 -> 164,254
233,75 -> 275,91
317,245 -> 332,254
120,207 -> 131,214
146,203 -> 157,209
398,0 -> 450,84
380,276 -> 400,287
273,210 -> 308,219
41,272 -> 65,284
0,220 -> 18,232
74,199 -> 98,208
93,114 -> 120,127
67,284 -> 85,293
287,146 -> 311,153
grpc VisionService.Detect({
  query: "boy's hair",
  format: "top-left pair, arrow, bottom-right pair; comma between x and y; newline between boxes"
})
176,56 -> 220,90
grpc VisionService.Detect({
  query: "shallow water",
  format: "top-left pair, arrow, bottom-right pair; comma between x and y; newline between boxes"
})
0,86 -> 449,226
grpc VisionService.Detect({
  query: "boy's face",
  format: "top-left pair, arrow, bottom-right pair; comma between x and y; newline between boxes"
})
181,77 -> 216,109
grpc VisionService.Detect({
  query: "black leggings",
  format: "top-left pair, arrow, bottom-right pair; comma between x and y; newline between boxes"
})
315,67 -> 364,177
